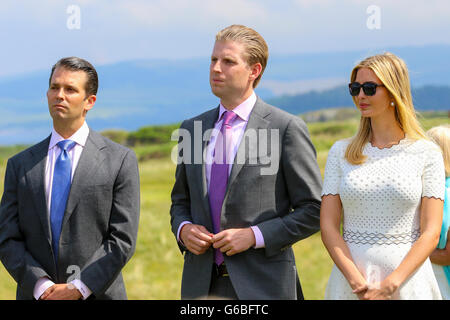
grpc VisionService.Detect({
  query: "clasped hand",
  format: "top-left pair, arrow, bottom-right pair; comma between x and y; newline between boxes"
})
180,224 -> 256,256
352,279 -> 397,300
40,283 -> 82,300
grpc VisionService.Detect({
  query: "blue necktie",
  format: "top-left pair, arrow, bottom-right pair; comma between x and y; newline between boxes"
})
50,140 -> 76,262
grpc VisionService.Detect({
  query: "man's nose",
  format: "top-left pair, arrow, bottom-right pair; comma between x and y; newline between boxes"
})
55,88 -> 65,99
211,61 -> 221,73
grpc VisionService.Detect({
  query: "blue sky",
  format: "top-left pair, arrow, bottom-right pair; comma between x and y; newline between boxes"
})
1,0 -> 450,78
1,0 -> 449,145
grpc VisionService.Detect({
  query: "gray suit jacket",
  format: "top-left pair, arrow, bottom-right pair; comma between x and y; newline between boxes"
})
0,130 -> 140,300
170,98 -> 322,299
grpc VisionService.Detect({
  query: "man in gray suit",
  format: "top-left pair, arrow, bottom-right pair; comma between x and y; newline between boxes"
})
0,57 -> 140,300
170,25 -> 322,299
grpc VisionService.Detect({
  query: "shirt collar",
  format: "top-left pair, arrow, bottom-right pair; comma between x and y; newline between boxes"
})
217,92 -> 257,123
49,121 -> 90,150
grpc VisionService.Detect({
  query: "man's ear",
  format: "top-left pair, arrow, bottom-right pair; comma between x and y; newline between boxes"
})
84,95 -> 96,114
249,63 -> 262,82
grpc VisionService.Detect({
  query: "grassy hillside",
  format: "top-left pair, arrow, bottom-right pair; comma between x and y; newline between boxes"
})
0,111 -> 447,300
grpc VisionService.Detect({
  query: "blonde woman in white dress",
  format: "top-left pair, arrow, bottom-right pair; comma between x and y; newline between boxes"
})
320,53 -> 445,300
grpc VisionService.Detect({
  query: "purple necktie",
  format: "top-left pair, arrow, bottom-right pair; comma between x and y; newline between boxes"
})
209,110 -> 237,266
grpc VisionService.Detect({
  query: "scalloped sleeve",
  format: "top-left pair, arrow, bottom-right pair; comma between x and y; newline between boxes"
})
421,146 -> 445,200
321,141 -> 343,196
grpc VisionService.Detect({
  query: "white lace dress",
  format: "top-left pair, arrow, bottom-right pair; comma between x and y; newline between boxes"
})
322,138 -> 445,300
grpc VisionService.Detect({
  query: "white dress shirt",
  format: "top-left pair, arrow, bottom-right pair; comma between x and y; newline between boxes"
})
33,121 -> 92,300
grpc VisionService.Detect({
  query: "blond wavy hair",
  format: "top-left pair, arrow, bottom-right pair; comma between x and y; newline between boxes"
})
345,52 -> 427,165
427,125 -> 450,176
215,24 -> 268,88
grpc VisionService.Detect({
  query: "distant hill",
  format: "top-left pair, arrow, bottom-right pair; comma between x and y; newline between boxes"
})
268,85 -> 450,116
300,108 -> 448,123
1,44 -> 450,145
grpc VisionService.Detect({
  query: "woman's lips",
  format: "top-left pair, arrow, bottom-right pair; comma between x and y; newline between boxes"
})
359,103 -> 369,109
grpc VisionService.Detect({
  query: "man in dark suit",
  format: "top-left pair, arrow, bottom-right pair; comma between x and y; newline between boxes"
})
0,57 -> 140,300
170,25 -> 322,299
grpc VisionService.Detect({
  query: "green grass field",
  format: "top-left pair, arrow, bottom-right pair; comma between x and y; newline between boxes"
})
0,156 -> 332,300
0,114 -> 447,300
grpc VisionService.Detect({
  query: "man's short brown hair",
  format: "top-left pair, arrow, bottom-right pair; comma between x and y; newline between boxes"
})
215,24 -> 269,88
49,56 -> 98,97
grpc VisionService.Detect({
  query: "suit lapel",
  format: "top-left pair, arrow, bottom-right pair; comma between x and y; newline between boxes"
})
227,98 -> 270,191
26,136 -> 52,245
199,107 -> 220,221
62,130 -> 107,227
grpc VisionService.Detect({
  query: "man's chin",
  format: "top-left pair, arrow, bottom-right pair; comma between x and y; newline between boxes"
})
210,87 -> 225,100
50,112 -> 68,121
50,112 -> 76,125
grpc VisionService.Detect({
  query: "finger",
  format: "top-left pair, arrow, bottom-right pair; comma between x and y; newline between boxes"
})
212,237 -> 228,249
196,246 -> 210,255
188,231 -> 212,248
181,224 -> 206,242
188,239 -> 212,255
40,286 -> 55,300
197,225 -> 213,237
226,241 -> 247,256
188,248 -> 201,255
190,226 -> 213,243
352,288 -> 364,294
219,243 -> 233,253
44,292 -> 58,300
352,285 -> 368,294
187,243 -> 203,254
184,231 -> 203,245
211,231 -> 227,243
191,239 -> 211,250
195,231 -> 213,243
225,248 -> 238,256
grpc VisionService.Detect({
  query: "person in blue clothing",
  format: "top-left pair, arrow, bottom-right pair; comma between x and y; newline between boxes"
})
429,124 -> 450,299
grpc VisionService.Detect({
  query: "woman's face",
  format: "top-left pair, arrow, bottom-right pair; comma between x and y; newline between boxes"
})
353,67 -> 393,119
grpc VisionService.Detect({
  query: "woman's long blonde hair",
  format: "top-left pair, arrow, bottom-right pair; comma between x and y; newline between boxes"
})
427,125 -> 450,176
345,52 -> 427,165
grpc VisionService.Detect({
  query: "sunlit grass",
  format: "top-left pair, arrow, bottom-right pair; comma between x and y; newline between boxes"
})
0,113 -> 447,300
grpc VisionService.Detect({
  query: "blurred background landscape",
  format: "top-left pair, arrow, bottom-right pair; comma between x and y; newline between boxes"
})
1,46 -> 450,145
0,0 -> 449,299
